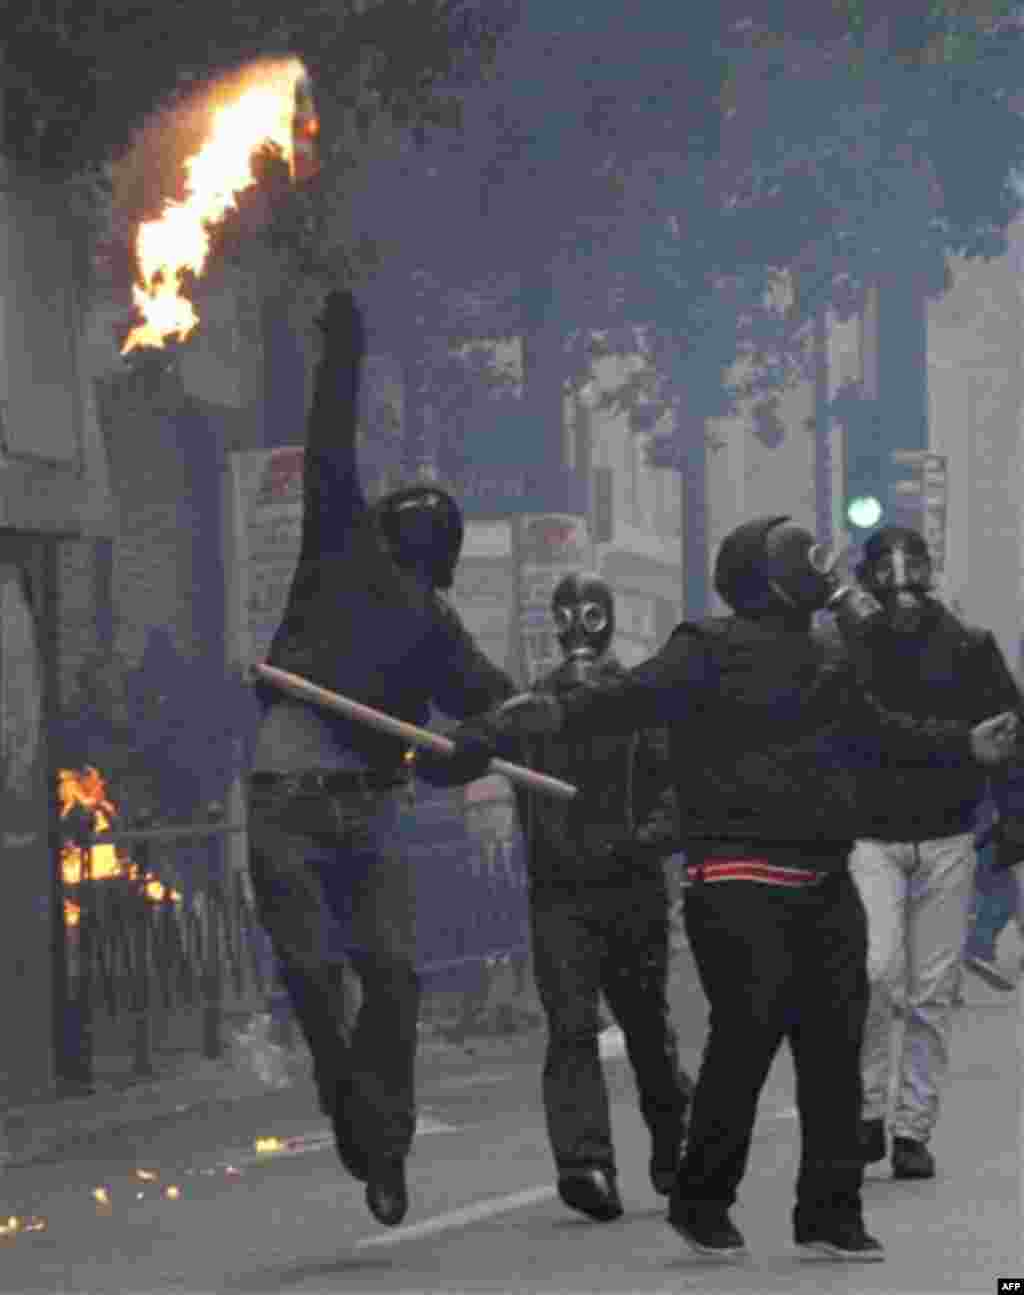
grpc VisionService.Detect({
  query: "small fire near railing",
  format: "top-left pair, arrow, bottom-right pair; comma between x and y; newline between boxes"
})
57,766 -> 182,927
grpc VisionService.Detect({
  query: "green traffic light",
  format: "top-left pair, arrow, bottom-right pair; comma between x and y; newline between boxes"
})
847,495 -> 883,529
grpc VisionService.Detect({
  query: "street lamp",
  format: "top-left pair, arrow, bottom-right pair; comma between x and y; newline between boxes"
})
846,493 -> 883,530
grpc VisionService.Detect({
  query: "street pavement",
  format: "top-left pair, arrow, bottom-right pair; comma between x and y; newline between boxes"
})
0,946 -> 1019,1295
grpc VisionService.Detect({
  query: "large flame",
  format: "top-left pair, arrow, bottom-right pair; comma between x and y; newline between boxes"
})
122,58 -> 308,355
58,766 -> 182,928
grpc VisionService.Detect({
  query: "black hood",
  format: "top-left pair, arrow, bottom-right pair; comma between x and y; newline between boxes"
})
371,485 -> 463,589
713,516 -> 792,616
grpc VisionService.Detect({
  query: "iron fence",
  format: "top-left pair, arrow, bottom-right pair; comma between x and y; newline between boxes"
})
58,809 -> 268,1088
57,790 -> 537,1086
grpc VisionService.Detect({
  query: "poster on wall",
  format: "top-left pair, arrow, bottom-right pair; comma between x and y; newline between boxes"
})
222,446 -> 305,670
518,513 -> 591,684
222,448 -> 305,876
0,566 -> 43,805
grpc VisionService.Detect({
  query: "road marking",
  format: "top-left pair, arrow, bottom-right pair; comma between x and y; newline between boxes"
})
598,1026 -> 626,1059
354,1103 -> 799,1250
354,1185 -> 558,1249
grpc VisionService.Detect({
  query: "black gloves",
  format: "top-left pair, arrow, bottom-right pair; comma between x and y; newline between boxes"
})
414,724 -> 498,789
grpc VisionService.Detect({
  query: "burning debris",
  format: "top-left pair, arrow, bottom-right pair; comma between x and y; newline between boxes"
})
57,765 -> 182,927
122,57 -> 309,355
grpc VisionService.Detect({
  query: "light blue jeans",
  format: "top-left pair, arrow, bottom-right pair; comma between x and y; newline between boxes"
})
850,833 -> 975,1144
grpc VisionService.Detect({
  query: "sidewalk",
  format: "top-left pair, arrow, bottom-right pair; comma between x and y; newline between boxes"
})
0,966 -> 549,1171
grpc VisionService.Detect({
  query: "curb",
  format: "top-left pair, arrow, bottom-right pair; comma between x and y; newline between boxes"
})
1,1058 -> 278,1170
0,1019 -> 549,1173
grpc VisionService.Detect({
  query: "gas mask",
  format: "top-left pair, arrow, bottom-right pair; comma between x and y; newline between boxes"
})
856,527 -> 934,635
763,522 -> 844,614
550,572 -> 614,686
714,516 -> 846,621
375,487 -> 464,590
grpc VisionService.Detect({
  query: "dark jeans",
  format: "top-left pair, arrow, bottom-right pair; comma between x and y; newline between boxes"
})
677,872 -> 869,1222
246,777 -> 421,1163
965,841 -> 1017,961
529,868 -> 693,1174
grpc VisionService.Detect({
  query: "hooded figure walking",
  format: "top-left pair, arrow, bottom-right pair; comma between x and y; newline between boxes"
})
450,516 -> 1018,1262
247,291 -> 515,1227
471,572 -> 694,1222
842,526 -> 1024,1179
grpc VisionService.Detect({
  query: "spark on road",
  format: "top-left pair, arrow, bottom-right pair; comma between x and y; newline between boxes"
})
0,1215 -> 45,1238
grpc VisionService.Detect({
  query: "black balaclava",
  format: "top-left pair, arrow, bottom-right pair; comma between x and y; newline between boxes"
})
550,572 -> 615,684
374,486 -> 464,590
713,516 -> 841,622
856,526 -> 934,635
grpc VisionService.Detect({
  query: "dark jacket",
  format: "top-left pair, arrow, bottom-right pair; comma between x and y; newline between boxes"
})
505,654 -> 675,890
261,314 -> 515,772
842,602 -> 1024,842
558,612 -> 980,872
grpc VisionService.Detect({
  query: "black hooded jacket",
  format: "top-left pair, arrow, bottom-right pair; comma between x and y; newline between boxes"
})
842,601 -> 1023,841
558,520 -> 980,870
261,306 -> 515,773
504,654 -> 676,890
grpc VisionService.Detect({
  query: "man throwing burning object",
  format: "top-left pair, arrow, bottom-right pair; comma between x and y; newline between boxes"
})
450,517 -> 1018,1262
247,291 -> 515,1227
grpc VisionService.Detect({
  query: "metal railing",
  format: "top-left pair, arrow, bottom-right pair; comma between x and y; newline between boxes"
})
59,807 -> 268,1088
58,791 -> 540,1087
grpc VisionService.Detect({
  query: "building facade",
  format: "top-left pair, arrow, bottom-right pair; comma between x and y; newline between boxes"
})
0,153 -> 118,1107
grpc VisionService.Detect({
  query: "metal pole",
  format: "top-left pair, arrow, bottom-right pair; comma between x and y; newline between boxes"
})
251,663 -> 577,800
131,868 -> 155,1080
201,825 -> 224,1061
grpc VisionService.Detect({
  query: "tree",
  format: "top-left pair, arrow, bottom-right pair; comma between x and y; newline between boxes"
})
0,1 -> 516,176
288,1 -> 1024,610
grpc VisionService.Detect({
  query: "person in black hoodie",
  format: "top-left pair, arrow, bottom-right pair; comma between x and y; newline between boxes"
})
247,291 -> 515,1227
494,572 -> 693,1222
842,527 -> 1024,1181
452,516 -> 1018,1263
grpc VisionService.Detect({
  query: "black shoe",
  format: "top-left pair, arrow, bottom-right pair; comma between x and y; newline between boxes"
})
794,1217 -> 885,1261
859,1118 -> 886,1165
649,1117 -> 688,1196
668,1200 -> 747,1259
892,1137 -> 935,1180
556,1169 -> 624,1222
365,1158 -> 408,1226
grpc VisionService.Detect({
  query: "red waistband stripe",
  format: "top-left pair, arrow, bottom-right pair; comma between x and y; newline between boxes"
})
686,860 -> 825,887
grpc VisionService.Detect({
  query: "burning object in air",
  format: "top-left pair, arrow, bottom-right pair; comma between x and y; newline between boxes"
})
122,58 -> 311,355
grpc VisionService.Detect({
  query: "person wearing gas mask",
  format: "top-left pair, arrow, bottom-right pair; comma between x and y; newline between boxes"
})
247,290 -> 515,1227
481,572 -> 694,1223
840,527 -> 1024,1181
448,516 -> 1018,1262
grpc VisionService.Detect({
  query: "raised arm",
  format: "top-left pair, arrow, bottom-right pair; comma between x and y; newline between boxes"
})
297,291 -> 367,562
